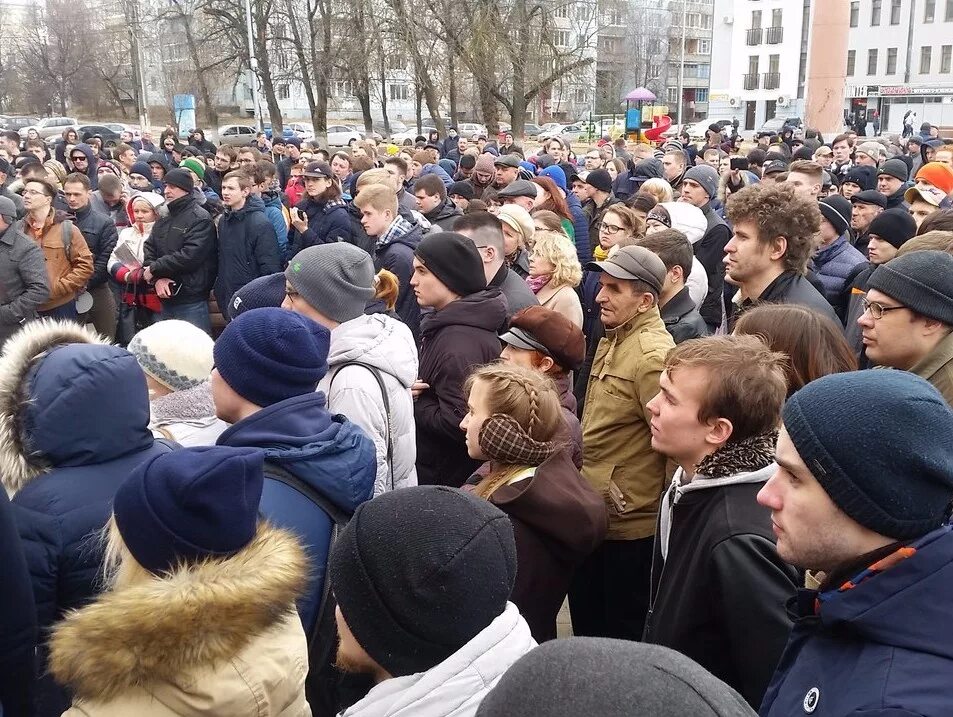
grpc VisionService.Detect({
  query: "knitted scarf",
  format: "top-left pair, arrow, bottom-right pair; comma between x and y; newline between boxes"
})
695,430 -> 778,480
525,274 -> 551,294
592,244 -> 610,261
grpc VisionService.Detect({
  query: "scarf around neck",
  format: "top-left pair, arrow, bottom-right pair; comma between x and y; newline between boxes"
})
525,274 -> 551,294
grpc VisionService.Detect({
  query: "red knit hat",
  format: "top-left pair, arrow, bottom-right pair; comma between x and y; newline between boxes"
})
915,162 -> 953,196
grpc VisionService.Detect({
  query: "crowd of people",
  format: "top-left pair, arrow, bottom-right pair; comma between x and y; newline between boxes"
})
1,117 -> 953,717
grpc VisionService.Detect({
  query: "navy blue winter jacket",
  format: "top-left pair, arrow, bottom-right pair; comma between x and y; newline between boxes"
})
375,223 -> 424,343
0,488 -> 36,717
566,193 -> 592,266
812,234 -> 866,320
216,392 -> 376,634
289,196 -> 353,256
761,524 -> 953,717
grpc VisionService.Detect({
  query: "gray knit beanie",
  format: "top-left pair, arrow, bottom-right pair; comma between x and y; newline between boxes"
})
286,243 -> 375,323
683,165 -> 719,202
867,250 -> 953,326
476,638 -> 754,717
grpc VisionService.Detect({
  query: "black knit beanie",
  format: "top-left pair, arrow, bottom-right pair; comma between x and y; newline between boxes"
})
414,231 -> 487,297
329,486 -> 517,677
867,250 -> 953,325
867,207 -> 917,249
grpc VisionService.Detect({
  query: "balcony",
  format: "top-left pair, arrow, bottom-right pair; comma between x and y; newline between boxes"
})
766,26 -> 783,44
746,27 -> 763,45
743,73 -> 760,90
762,71 -> 780,90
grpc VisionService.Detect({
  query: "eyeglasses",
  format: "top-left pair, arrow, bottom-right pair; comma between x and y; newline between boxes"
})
285,286 -> 299,299
861,298 -> 906,320
600,222 -> 626,235
22,189 -> 46,197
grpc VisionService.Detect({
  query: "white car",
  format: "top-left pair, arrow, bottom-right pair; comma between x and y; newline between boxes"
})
287,122 -> 315,142
20,116 -> 78,140
217,124 -> 258,147
538,123 -> 587,143
390,126 -> 436,145
457,122 -> 487,138
326,124 -> 361,146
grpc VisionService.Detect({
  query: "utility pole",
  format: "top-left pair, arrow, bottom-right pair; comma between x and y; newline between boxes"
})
676,0 -> 687,127
244,0 -> 262,130
126,0 -> 150,131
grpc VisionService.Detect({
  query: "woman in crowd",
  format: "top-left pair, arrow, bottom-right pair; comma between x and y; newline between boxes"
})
531,209 -> 570,237
532,175 -> 575,240
48,447 -> 311,716
527,230 -> 584,327
128,319 -> 228,447
627,191 -> 658,222
604,157 -> 627,182
109,192 -> 166,344
592,204 -> 644,261
640,177 -> 675,204
460,364 -> 606,642
497,203 -> 535,276
733,303 -> 858,396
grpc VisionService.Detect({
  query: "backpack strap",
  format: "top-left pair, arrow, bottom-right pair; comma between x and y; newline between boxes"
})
264,460 -> 351,527
328,361 -> 395,492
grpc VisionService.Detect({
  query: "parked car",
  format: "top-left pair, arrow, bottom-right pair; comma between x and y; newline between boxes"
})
757,116 -> 803,135
374,119 -> 408,140
352,125 -> 384,143
20,116 -> 78,140
523,123 -> 542,138
74,125 -> 123,148
286,122 -> 315,142
325,124 -> 360,147
104,123 -> 141,141
538,123 -> 587,142
263,122 -> 296,141
661,118 -> 733,141
457,122 -> 488,138
1,115 -> 38,132
390,126 -> 435,144
217,124 -> 258,147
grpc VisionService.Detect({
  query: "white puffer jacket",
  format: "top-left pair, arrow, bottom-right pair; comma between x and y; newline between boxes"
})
318,314 -> 418,495
340,603 -> 536,717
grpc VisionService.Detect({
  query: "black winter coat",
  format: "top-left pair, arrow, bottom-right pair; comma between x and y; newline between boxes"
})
289,197 -> 352,256
72,203 -> 119,289
423,198 -> 462,231
374,223 -> 424,342
144,194 -> 217,304
415,289 -> 507,488
728,270 -> 838,331
661,286 -> 709,344
214,196 -> 282,318
695,204 -> 732,329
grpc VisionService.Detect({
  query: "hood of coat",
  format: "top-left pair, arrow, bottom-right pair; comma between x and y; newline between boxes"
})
223,193 -> 266,223
49,523 -> 308,703
341,603 -> 536,717
420,288 -> 508,339
124,191 -> 165,226
0,320 -> 155,494
73,142 -> 99,173
327,314 -> 419,389
424,198 -> 461,225
217,392 -> 376,514
818,524 -> 953,659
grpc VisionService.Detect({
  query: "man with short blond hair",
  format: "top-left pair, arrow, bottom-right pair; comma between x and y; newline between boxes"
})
785,160 -> 823,200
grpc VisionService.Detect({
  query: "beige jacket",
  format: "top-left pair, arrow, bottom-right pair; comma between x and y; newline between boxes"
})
581,307 -> 674,540
911,330 -> 953,407
535,282 -> 584,328
50,525 -> 312,717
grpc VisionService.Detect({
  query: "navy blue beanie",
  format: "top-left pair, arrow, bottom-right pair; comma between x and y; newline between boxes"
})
783,371 -> 953,540
229,273 -> 287,319
113,446 -> 265,574
213,307 -> 330,407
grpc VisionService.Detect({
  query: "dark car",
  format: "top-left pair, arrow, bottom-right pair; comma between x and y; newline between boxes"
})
1,116 -> 39,132
523,123 -> 542,138
75,124 -> 123,147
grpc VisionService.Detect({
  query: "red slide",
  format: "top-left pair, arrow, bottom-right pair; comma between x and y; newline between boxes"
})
644,114 -> 673,141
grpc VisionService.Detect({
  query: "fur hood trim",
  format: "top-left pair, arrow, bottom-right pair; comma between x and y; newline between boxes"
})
0,319 -> 110,494
49,523 -> 308,701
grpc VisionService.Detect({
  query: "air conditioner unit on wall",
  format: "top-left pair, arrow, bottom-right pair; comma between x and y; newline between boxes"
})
777,95 -> 791,107
728,96 -> 742,108
724,15 -> 733,24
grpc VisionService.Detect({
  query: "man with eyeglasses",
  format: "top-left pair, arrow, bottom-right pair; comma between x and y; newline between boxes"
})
583,150 -> 602,171
856,250 -> 953,405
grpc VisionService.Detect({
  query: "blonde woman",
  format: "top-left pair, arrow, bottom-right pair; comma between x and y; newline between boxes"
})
460,364 -> 606,642
49,447 -> 310,716
526,229 -> 584,327
639,177 -> 675,204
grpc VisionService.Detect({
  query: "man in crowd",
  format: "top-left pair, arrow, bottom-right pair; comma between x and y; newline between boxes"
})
859,250 -> 953,404
758,370 -> 953,717
454,211 -> 538,319
62,173 -> 118,339
206,146 -> 238,197
850,189 -> 886,255
143,168 -> 217,333
412,232 -> 505,488
678,165 -> 731,332
0,159 -> 24,218
90,174 -> 128,228
496,180 -> 537,213
493,154 -> 521,189
331,486 -> 535,714
724,183 -> 836,328
785,160 -> 823,201
662,150 -> 687,196
637,228 -> 708,343
383,156 -> 417,212
644,334 -> 799,708
572,246 -> 674,641
581,169 -> 619,239
0,195 -> 48,346
812,194 -> 866,320
413,174 -> 461,231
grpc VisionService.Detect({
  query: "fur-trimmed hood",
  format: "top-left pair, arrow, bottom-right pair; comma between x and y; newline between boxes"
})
0,319 -> 154,495
49,524 -> 309,707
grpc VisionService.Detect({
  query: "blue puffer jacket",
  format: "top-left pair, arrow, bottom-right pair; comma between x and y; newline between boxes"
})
289,196 -> 353,256
0,321 -> 173,717
760,525 -> 953,717
419,162 -> 453,188
216,391 -> 376,634
812,234 -> 866,320
566,193 -> 592,266
261,190 -> 290,260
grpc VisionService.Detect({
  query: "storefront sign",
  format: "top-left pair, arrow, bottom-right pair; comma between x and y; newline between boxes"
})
881,85 -> 953,96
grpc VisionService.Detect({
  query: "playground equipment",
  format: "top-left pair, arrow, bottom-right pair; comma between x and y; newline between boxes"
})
644,114 -> 673,141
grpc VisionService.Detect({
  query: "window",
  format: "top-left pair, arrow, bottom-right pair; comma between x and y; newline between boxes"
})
698,63 -> 710,78
925,0 -> 936,21
867,48 -> 878,74
388,83 -> 409,101
667,87 -> 679,103
575,4 -> 592,20
751,9 -> 762,28
553,30 -> 569,46
948,0 -> 953,21
387,54 -> 405,71
699,39 -> 711,53
573,88 -> 587,103
850,1 -> 859,26
871,0 -> 882,25
605,8 -> 622,24
332,80 -> 354,97
648,38 -> 662,54
599,36 -> 618,53
771,8 -> 782,26
891,0 -> 902,23
701,13 -> 712,28
943,45 -> 953,72
696,89 -> 708,102
554,4 -> 568,18
768,54 -> 780,74
649,62 -> 661,77
887,47 -> 898,74
847,49 -> 856,76
921,45 -> 933,73
277,84 -> 290,100
686,12 -> 701,27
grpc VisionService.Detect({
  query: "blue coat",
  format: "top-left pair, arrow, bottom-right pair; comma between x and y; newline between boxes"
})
289,196 -> 352,256
761,525 -> 953,717
0,325 -> 173,717
261,190 -> 290,259
566,193 -> 592,266
375,223 -> 424,343
216,392 -> 376,634
214,195 -> 282,318
812,234 -> 866,320
0,488 -> 36,716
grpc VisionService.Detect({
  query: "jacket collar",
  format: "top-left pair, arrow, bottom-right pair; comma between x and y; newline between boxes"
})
660,286 -> 696,325
910,330 -> 953,384
605,305 -> 662,341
